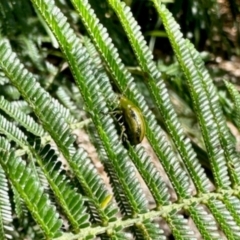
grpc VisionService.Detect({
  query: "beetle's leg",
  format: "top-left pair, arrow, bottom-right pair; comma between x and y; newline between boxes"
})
117,115 -> 123,122
108,110 -> 122,115
120,125 -> 127,141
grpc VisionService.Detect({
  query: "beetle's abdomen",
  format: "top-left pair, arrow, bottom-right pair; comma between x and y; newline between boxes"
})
122,104 -> 145,145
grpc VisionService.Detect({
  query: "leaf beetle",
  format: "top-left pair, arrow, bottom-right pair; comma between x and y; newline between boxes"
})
117,95 -> 146,145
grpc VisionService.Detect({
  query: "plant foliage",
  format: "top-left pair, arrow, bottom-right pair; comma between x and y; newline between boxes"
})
0,0 -> 239,239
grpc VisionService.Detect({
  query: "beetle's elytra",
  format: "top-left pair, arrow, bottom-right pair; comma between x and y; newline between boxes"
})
118,96 -> 145,145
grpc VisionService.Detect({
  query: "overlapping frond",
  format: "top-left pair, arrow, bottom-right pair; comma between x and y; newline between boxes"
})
107,0 -> 211,195
0,40 -> 117,231
153,2 -> 240,188
0,137 -> 62,238
30,0 -> 150,228
0,0 -> 239,239
71,0 -> 192,202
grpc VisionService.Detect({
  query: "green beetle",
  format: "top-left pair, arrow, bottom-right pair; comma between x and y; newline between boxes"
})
118,96 -> 146,145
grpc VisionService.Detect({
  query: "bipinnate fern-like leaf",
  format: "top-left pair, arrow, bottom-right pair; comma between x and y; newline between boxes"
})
0,0 -> 240,239
154,2 -> 230,187
0,137 -> 62,238
107,0 -> 210,194
0,98 -> 89,232
0,39 -> 117,229
101,8 -> 222,236
73,0 -> 240,239
70,0 -> 217,238
81,38 -> 164,227
1,0 -> 152,235
31,0 -> 167,237
71,0 -> 191,202
69,5 -> 193,237
152,1 -> 240,238
30,0 -> 153,234
83,34 -> 170,212
154,2 -> 240,189
0,41 -> 76,151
